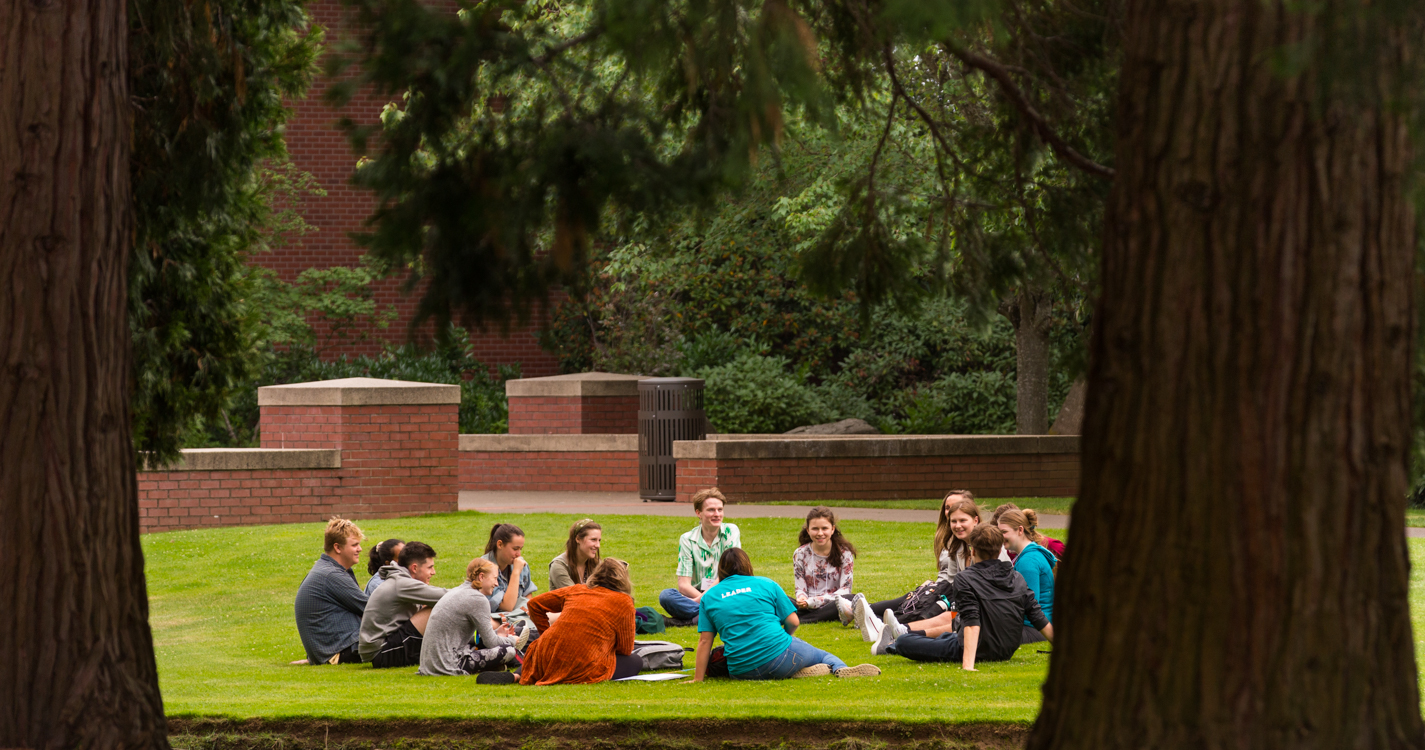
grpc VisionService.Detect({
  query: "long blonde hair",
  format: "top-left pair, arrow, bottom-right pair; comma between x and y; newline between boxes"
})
934,495 -> 983,565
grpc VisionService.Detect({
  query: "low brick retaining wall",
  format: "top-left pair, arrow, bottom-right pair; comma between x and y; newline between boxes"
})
506,372 -> 645,434
459,434 -> 639,492
138,378 -> 460,532
672,435 -> 1079,504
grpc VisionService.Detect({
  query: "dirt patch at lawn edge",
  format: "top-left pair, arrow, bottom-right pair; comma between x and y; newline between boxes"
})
169,717 -> 1030,749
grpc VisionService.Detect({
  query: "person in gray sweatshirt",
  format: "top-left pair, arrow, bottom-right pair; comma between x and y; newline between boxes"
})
419,557 -> 526,676
359,541 -> 448,668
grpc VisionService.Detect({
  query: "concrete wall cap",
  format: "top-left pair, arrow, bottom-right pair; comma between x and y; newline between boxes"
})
258,377 -> 461,406
505,371 -> 649,398
459,434 -> 638,452
140,448 -> 342,472
674,434 -> 1080,460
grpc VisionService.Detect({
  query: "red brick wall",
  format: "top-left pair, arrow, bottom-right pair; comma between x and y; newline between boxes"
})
460,451 -> 639,492
259,405 -> 343,448
139,404 -> 459,532
269,0 -> 562,376
507,395 -> 639,434
675,453 -> 1079,504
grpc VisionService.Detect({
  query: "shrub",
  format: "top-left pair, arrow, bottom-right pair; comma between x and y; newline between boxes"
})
883,371 -> 1017,435
698,354 -> 831,434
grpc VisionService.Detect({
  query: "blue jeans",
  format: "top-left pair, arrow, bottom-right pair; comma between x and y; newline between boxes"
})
659,588 -> 701,620
733,637 -> 847,680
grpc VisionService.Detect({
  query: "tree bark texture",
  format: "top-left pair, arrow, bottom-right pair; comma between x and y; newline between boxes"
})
0,0 -> 169,745
1048,378 -> 1086,435
1029,1 -> 1423,748
1002,286 -> 1054,435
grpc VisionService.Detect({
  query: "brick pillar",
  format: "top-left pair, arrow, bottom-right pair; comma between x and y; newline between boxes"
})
258,377 -> 461,517
505,372 -> 646,434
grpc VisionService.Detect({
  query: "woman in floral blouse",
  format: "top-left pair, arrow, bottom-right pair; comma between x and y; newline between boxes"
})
791,507 -> 858,624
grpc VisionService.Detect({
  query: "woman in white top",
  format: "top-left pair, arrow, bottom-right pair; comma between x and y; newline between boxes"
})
791,507 -> 857,623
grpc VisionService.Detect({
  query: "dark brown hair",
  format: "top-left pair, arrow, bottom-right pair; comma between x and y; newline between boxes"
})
367,538 -> 404,576
967,525 -> 1005,563
398,541 -> 436,567
717,548 -> 754,579
797,507 -> 857,568
484,523 -> 525,555
564,519 -> 602,584
934,494 -> 983,565
991,502 -> 1020,525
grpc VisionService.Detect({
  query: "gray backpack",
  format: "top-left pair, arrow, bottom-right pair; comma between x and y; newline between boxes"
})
632,640 -> 688,670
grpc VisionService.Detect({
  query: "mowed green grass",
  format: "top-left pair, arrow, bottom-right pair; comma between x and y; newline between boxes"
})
751,497 -> 1076,517
145,512 -> 1065,722
146,514 -> 1425,722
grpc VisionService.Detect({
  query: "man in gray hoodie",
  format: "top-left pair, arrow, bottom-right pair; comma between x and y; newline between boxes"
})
359,541 -> 448,668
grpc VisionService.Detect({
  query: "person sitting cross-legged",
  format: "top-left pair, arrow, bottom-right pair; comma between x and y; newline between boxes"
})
659,487 -> 740,625
880,525 -> 1052,670
418,557 -> 524,677
292,518 -> 369,665
359,541 -> 448,668
693,548 -> 880,681
518,558 -> 642,685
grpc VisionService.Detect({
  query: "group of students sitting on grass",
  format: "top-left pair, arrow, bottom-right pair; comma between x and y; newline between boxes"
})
291,486 -> 1061,683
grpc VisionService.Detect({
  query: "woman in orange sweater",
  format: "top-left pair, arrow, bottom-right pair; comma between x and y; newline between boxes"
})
519,558 -> 640,685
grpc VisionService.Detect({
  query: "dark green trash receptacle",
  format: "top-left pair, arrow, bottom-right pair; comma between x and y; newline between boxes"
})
638,378 -> 707,502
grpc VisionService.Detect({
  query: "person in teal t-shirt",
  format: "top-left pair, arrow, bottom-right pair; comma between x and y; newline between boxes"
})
693,549 -> 880,681
997,509 -> 1055,644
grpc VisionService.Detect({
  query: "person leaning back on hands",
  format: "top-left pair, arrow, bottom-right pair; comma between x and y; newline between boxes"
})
659,488 -> 740,623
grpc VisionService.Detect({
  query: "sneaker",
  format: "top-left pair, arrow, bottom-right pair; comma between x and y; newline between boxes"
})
836,596 -> 854,626
792,664 -> 832,678
882,609 -> 909,641
871,615 -> 899,656
515,628 -> 532,652
835,663 -> 882,678
853,595 -> 881,643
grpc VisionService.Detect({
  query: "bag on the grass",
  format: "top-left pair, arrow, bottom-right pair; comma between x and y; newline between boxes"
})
632,640 -> 687,670
635,606 -> 666,634
899,580 -> 954,622
706,645 -> 730,678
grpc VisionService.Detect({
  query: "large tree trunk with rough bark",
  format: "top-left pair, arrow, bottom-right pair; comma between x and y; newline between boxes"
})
0,0 -> 169,746
1001,285 -> 1054,435
1029,1 -> 1423,748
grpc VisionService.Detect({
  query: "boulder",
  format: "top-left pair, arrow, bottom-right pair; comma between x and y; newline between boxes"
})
784,418 -> 881,435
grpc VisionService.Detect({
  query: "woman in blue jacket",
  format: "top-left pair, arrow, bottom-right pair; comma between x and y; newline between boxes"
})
997,509 -> 1056,644
692,549 -> 880,681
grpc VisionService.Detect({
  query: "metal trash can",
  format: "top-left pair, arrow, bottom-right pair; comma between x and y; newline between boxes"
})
638,378 -> 707,501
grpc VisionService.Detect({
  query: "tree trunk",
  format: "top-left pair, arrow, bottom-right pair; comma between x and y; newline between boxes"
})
0,0 -> 169,745
1001,286 -> 1054,435
1048,378 -> 1085,435
1029,2 -> 1422,748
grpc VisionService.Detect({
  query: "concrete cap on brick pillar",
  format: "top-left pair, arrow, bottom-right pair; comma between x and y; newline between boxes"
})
505,371 -> 649,397
258,377 -> 462,406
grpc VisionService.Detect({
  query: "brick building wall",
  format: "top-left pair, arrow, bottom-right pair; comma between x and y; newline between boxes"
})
271,0 -> 561,376
459,451 -> 640,493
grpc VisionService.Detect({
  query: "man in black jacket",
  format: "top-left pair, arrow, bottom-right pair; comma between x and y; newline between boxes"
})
886,525 -> 1052,670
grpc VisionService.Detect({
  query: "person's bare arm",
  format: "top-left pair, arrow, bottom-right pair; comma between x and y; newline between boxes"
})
782,612 -> 800,636
676,575 -> 702,602
693,632 -> 715,682
497,557 -> 527,612
961,625 -> 980,671
1041,623 -> 1054,643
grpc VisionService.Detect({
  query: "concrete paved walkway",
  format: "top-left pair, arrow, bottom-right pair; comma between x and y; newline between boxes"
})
460,491 -> 1071,527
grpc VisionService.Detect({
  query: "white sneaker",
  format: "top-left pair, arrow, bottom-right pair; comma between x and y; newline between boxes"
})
836,596 -> 854,626
871,614 -> 899,656
882,608 -> 909,641
515,626 -> 533,652
853,595 -> 882,643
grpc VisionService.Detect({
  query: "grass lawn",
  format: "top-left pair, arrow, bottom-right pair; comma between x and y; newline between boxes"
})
147,512 -> 1425,725
749,497 -> 1077,517
146,512 -> 1065,723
